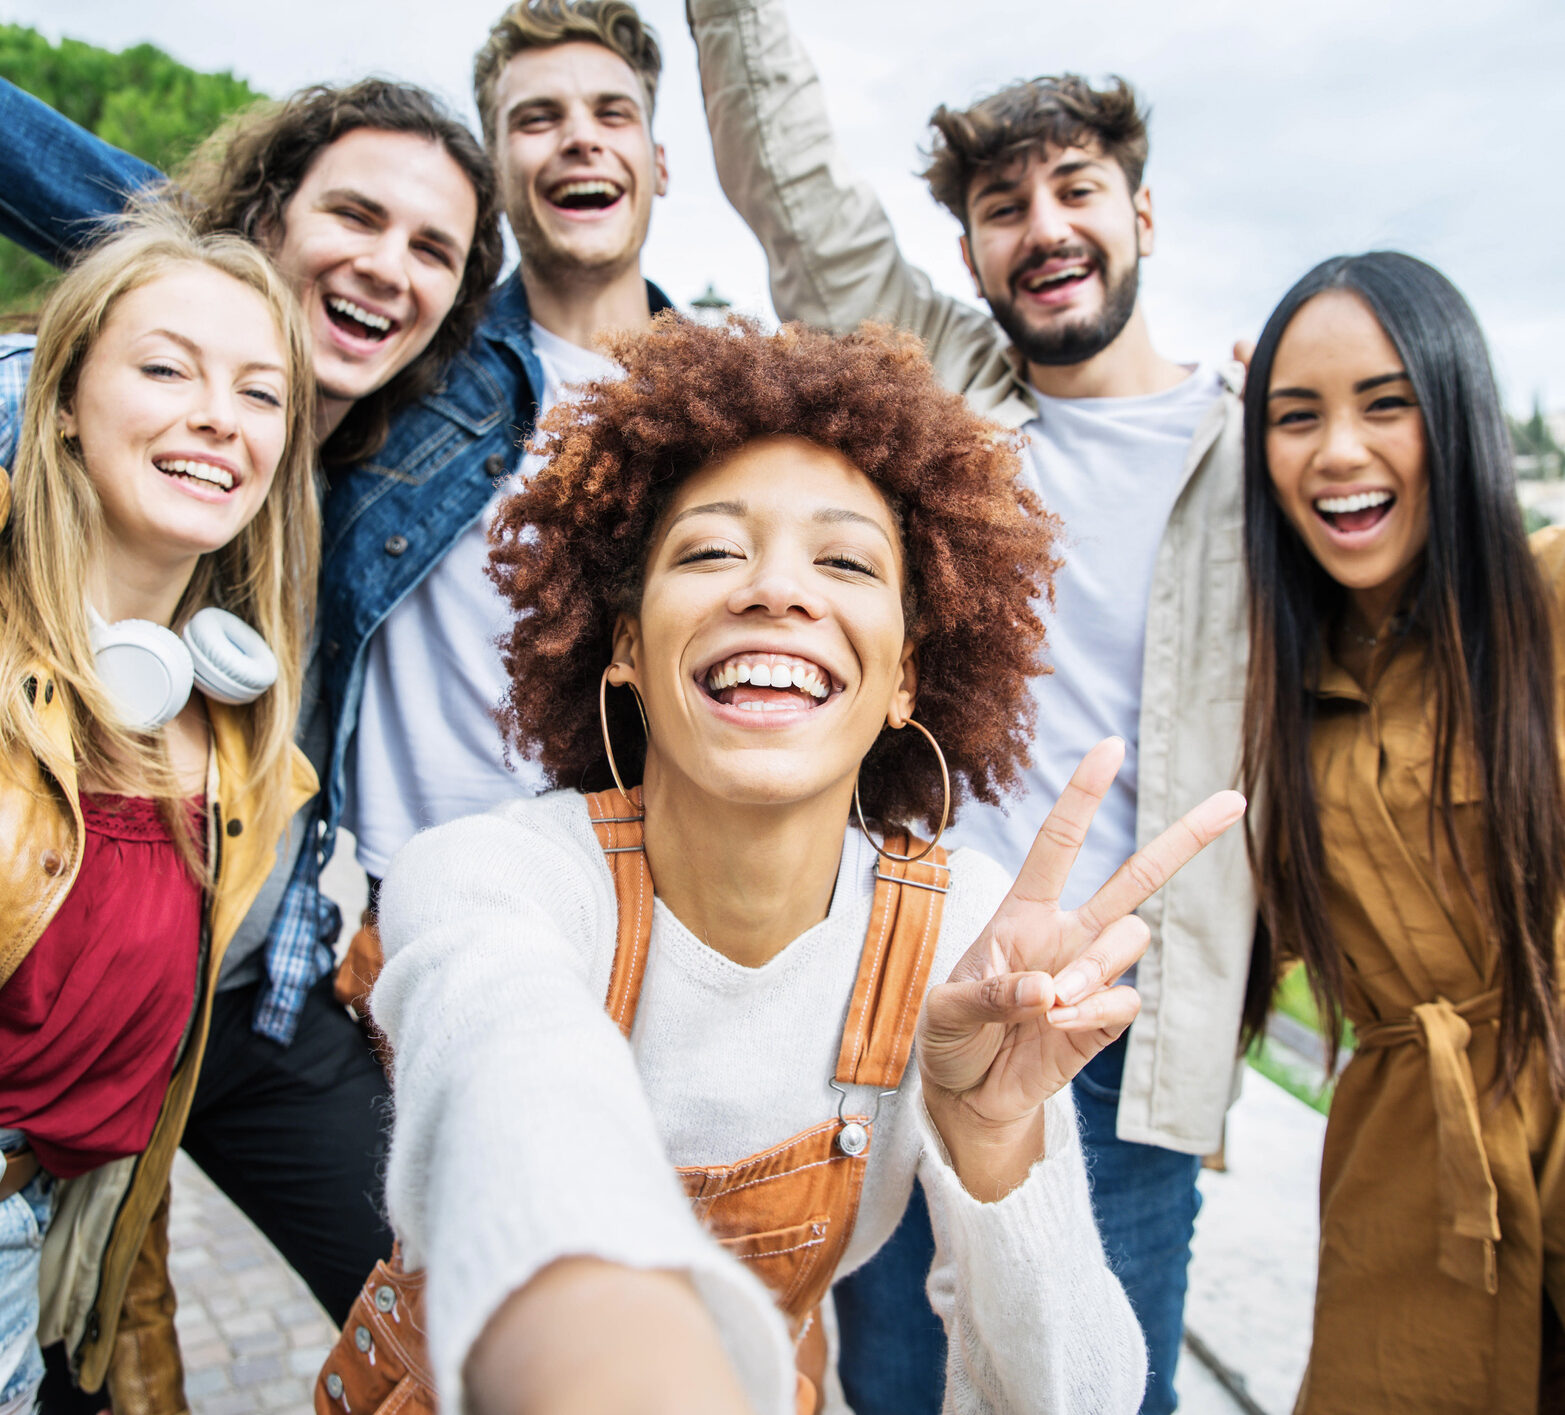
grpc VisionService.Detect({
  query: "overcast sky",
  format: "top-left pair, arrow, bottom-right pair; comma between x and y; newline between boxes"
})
17,0 -> 1565,409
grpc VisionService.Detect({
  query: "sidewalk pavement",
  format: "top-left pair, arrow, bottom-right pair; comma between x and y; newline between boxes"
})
1185,1068 -> 1326,1415
168,1153 -> 335,1415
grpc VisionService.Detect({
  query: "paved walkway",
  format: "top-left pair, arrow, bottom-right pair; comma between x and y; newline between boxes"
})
1186,1069 -> 1324,1414
168,1154 -> 335,1415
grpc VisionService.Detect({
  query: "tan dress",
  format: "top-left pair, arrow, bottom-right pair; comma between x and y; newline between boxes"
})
1297,531 -> 1565,1413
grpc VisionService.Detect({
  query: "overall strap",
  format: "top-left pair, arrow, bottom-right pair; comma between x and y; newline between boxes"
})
585,794 -> 950,1087
585,787 -> 653,1039
833,834 -> 949,1090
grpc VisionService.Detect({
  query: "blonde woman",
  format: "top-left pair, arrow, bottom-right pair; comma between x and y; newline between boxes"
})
0,212 -> 319,1414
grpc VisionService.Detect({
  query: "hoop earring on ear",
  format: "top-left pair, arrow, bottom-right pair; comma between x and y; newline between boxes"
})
598,665 -> 649,799
853,717 -> 950,864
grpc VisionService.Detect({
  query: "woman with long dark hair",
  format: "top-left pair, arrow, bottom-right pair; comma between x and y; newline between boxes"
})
1241,251 -> 1565,1413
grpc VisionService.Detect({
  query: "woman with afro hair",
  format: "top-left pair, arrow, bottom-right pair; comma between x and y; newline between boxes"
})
360,318 -> 1244,1415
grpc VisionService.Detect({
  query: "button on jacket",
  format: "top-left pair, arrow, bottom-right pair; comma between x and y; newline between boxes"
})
688,0 -> 1255,1154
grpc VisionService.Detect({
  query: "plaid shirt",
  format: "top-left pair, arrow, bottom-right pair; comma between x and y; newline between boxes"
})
0,335 -> 31,456
0,334 -> 335,1043
251,829 -> 339,1043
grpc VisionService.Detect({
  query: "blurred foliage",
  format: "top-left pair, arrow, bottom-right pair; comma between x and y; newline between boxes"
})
0,24 -> 264,314
1274,961 -> 1354,1047
1246,1036 -> 1333,1116
1512,400 -> 1564,462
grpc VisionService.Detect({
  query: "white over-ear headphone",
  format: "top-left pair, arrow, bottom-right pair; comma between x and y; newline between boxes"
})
89,605 -> 279,731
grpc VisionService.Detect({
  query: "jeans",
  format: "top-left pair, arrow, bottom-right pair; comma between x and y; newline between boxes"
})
0,1129 -> 54,1413
1073,1033 -> 1203,1415
834,1035 -> 1202,1415
833,1182 -> 945,1414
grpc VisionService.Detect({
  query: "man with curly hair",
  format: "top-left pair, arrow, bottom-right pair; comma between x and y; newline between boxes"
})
688,5 -> 1254,1413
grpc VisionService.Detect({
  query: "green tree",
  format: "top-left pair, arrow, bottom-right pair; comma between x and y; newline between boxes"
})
0,25 -> 264,313
1510,394 -> 1564,474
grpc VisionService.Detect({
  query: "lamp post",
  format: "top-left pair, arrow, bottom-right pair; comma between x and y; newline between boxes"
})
688,281 -> 733,326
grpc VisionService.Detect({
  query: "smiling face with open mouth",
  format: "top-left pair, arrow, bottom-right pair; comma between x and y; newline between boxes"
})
962,143 -> 1149,370
61,263 -> 290,582
269,127 -> 477,433
493,40 -> 667,284
1265,289 -> 1431,628
610,436 -> 916,813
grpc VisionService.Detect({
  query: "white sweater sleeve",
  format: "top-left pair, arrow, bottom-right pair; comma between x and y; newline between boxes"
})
914,849 -> 1148,1413
372,798 -> 795,1413
918,1096 -> 1147,1413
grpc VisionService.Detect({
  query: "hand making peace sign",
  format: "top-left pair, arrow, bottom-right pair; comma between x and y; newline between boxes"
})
917,738 -> 1246,1195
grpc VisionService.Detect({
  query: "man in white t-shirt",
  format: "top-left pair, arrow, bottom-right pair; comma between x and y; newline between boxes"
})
350,323 -> 617,878
344,2 -> 669,888
690,4 -> 1255,1412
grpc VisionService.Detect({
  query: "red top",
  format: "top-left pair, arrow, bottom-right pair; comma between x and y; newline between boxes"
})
0,794 -> 204,1178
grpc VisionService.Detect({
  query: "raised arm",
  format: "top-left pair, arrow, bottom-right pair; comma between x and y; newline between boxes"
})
686,0 -> 1002,382
0,81 -> 162,267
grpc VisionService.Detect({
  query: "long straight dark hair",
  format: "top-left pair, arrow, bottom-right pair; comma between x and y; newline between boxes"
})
1240,251 -> 1565,1097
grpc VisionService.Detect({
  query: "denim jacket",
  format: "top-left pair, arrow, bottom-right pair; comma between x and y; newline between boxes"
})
0,78 -> 673,1037
313,273 -> 672,858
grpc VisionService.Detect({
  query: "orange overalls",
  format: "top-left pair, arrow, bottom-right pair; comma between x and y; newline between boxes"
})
318,786 -> 948,1415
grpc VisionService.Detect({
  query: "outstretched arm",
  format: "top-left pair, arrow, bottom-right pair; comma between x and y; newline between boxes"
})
0,80 -> 162,267
687,0 -> 1001,381
374,805 -> 794,1414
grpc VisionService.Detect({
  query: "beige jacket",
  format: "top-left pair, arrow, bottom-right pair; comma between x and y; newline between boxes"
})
689,0 -> 1255,1153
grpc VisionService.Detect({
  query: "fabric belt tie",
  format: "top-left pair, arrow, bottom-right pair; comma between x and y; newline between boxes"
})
1355,990 -> 1502,1294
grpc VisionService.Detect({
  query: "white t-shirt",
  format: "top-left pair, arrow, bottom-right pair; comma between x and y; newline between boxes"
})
947,366 -> 1222,910
348,323 -> 619,876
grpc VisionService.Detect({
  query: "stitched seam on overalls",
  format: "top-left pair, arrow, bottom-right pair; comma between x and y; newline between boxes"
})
883,870 -> 944,1082
740,1233 -> 827,1262
845,866 -> 897,1078
685,1119 -> 842,1185
711,1152 -> 846,1198
618,843 -> 647,1030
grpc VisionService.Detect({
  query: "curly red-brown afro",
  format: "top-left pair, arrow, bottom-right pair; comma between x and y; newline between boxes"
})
488,316 -> 1059,831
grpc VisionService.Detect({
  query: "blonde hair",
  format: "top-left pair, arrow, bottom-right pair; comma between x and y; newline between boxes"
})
473,0 -> 662,148
0,209 -> 318,873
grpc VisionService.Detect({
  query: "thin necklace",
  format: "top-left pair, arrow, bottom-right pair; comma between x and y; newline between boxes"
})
1343,611 -> 1408,651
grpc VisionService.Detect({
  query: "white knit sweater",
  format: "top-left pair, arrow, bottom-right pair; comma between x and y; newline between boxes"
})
374,790 -> 1147,1414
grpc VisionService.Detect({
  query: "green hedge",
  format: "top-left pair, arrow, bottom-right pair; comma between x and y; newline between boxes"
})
0,25 -> 264,313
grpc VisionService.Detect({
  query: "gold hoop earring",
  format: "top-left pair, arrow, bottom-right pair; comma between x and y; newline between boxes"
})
598,665 -> 648,799
853,717 -> 950,864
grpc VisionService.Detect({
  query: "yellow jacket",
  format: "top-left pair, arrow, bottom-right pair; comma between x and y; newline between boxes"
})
1,655 -> 316,1399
